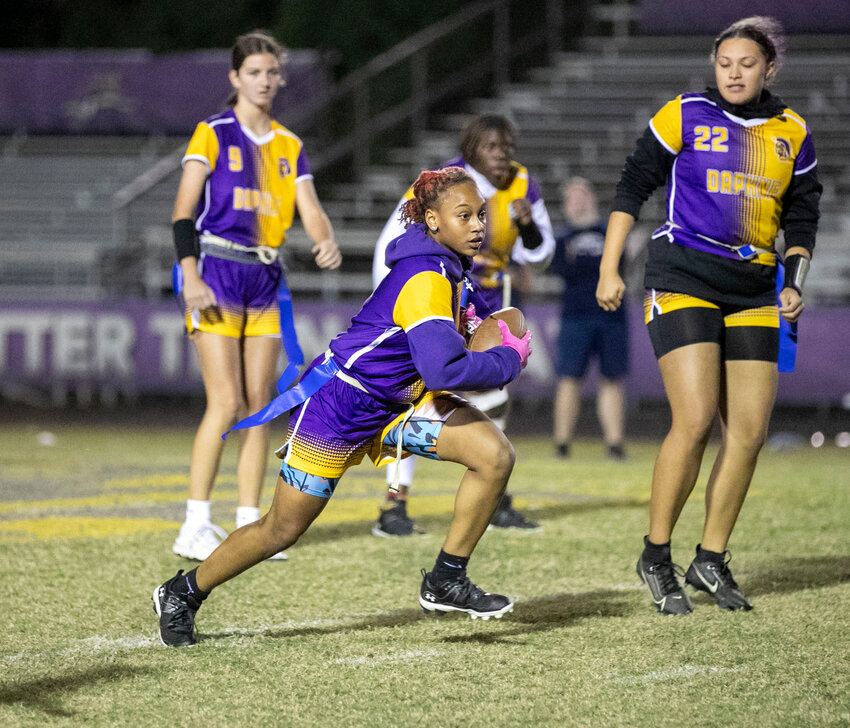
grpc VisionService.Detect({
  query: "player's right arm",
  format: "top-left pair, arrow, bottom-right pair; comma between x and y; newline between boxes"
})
395,270 -> 522,390
172,159 -> 217,310
596,211 -> 634,311
597,99 -> 679,312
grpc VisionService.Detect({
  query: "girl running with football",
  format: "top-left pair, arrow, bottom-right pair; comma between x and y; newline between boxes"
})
153,167 -> 533,646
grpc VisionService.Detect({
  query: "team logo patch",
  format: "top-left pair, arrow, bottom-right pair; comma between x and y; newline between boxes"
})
772,137 -> 792,162
278,158 -> 291,177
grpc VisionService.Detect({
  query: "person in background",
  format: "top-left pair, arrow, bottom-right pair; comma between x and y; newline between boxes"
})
171,31 -> 341,562
153,167 -> 533,646
370,114 -> 555,537
596,16 -> 820,614
551,177 -> 628,461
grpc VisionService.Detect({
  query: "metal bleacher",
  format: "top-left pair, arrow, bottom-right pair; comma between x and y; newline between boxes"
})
1,32 -> 848,304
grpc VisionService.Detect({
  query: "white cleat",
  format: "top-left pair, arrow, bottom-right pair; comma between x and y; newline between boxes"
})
172,523 -> 228,561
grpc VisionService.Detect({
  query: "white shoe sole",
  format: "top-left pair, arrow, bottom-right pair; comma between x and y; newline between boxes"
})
486,523 -> 543,534
419,596 -> 514,621
151,586 -> 169,647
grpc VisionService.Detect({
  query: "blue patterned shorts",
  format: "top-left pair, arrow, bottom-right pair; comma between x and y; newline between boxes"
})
280,394 -> 461,498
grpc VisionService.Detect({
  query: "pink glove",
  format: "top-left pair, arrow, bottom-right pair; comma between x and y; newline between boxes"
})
461,303 -> 484,337
497,319 -> 532,368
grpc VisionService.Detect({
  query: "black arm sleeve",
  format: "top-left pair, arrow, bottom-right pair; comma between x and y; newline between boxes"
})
515,218 -> 544,250
611,127 -> 676,220
173,218 -> 199,261
780,166 -> 821,255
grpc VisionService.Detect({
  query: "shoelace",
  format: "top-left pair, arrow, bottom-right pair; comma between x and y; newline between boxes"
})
708,552 -> 739,589
164,590 -> 197,633
190,523 -> 227,548
649,561 -> 686,595
443,575 -> 486,603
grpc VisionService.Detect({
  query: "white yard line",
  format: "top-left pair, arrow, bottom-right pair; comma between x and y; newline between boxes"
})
1,612 -> 412,664
608,665 -> 746,684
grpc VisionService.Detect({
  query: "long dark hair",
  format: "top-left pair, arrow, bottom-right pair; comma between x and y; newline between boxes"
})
711,16 -> 785,84
227,30 -> 287,107
458,114 -> 515,166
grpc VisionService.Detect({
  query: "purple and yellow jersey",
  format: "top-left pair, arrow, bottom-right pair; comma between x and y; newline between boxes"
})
182,108 -> 312,249
649,93 -> 816,262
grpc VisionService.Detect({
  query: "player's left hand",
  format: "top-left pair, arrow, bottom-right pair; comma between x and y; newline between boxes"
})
779,287 -> 804,323
312,239 -> 342,269
509,198 -> 532,225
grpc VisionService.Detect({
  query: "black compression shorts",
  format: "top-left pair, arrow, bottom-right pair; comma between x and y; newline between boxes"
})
644,290 -> 779,362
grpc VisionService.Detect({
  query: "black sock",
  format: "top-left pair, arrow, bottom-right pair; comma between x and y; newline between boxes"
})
172,568 -> 209,607
695,544 -> 725,565
432,550 -> 469,582
642,535 -> 671,563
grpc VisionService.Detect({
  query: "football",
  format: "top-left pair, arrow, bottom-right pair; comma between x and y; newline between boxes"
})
467,307 -> 527,351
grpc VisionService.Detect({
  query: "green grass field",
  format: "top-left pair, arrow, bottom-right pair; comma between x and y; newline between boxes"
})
1,420 -> 848,727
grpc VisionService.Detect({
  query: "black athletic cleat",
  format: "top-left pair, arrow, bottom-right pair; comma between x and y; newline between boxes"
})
685,549 -> 753,611
606,444 -> 627,461
636,555 -> 693,615
488,494 -> 542,533
152,570 -> 200,647
419,569 -> 513,620
371,500 -> 425,538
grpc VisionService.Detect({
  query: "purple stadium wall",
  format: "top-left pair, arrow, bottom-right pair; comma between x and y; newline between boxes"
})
638,0 -> 850,35
1,301 -> 847,406
0,50 -> 330,136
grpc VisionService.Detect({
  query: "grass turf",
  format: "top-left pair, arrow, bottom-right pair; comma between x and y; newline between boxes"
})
0,422 -> 848,727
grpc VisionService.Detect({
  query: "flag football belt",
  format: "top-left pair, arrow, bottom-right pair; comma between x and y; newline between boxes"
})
223,351 -> 369,438
197,233 -> 303,394
200,234 -> 280,265
653,224 -> 775,265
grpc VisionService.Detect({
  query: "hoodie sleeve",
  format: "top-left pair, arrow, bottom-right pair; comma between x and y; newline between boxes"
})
407,319 -> 522,391
393,269 -> 522,390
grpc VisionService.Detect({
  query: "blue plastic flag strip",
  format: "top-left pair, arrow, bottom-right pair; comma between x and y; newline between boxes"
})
276,277 -> 305,392
172,261 -> 184,297
223,356 -> 340,438
776,258 -> 798,373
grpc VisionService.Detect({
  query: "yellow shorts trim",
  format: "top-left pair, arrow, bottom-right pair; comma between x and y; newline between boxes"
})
186,305 -> 282,339
644,291 -> 718,324
724,305 -> 779,328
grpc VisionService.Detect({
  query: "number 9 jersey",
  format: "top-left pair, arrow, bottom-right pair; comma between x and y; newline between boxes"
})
183,108 -> 313,250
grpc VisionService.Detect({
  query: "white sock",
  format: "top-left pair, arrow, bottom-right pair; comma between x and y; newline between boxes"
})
236,506 -> 261,529
386,456 -> 417,488
179,499 -> 211,538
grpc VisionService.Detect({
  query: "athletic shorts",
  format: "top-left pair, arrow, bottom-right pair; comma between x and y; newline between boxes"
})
556,312 -> 629,379
644,289 -> 779,362
185,254 -> 283,339
278,385 -> 467,498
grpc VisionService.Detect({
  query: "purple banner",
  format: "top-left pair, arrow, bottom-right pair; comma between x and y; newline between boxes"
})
0,300 -> 847,405
0,50 -> 330,135
638,0 -> 850,34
